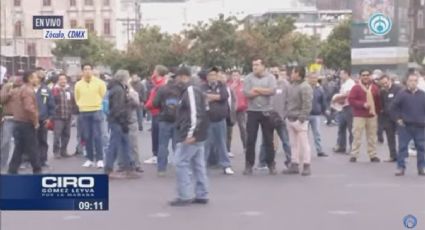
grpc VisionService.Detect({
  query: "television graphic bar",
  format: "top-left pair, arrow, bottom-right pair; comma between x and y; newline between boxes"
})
0,175 -> 109,211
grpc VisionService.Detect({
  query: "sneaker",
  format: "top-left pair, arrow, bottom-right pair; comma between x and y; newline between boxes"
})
301,164 -> 311,176
333,146 -> 346,154
96,160 -> 104,168
82,160 -> 95,168
125,171 -> 141,179
395,168 -> 405,176
317,152 -> 328,157
370,157 -> 380,163
243,167 -> 253,176
135,167 -> 144,173
157,171 -> 166,177
228,152 -> 235,158
349,157 -> 357,163
409,148 -> 417,157
224,167 -> 235,175
192,198 -> 209,204
169,199 -> 192,207
282,163 -> 299,175
144,156 -> 157,164
418,168 -> 425,176
255,164 -> 268,171
108,172 -> 127,179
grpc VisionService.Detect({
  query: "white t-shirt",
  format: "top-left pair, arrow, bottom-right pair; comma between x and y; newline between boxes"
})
340,78 -> 355,107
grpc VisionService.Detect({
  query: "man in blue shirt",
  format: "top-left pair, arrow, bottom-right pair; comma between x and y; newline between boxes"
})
391,73 -> 425,176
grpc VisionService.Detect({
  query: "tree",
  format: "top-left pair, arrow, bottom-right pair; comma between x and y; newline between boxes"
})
52,33 -> 118,66
319,18 -> 351,71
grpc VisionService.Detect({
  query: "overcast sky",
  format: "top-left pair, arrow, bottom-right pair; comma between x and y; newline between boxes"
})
140,0 -> 309,32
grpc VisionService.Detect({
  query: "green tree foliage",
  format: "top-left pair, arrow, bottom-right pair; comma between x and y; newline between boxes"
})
52,33 -> 119,66
320,18 -> 351,71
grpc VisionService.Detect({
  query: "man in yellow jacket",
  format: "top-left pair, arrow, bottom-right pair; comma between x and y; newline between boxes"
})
74,63 -> 107,168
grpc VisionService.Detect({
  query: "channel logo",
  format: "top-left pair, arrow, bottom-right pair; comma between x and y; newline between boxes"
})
41,176 -> 95,198
403,215 -> 418,229
368,13 -> 392,36
43,29 -> 88,40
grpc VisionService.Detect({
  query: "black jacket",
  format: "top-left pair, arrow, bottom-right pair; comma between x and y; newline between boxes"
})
153,80 -> 181,123
390,88 -> 425,127
200,81 -> 229,122
380,83 -> 402,121
310,85 -> 327,115
107,80 -> 130,131
175,84 -> 209,143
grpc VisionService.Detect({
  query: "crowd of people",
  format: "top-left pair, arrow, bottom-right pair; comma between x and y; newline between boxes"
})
1,58 -> 425,206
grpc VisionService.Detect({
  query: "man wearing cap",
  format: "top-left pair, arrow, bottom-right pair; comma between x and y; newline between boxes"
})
169,67 -> 209,206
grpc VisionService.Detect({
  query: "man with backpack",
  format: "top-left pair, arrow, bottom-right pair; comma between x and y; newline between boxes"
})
153,74 -> 181,176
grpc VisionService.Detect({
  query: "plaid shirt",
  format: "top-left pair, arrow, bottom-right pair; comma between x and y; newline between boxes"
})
53,86 -> 73,120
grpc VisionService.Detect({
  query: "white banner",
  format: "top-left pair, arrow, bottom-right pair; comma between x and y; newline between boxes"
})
43,29 -> 88,40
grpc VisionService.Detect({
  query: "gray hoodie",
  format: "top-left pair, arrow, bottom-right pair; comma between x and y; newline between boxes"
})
286,80 -> 313,122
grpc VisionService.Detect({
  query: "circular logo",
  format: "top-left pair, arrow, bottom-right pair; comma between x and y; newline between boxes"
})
403,215 -> 418,229
368,13 -> 392,36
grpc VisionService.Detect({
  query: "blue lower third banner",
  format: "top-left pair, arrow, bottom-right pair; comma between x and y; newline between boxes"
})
0,174 -> 108,211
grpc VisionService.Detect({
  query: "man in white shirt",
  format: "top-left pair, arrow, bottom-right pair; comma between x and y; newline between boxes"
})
332,69 -> 355,154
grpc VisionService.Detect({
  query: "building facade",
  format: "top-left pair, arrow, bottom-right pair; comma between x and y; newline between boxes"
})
0,0 -> 117,72
409,0 -> 425,65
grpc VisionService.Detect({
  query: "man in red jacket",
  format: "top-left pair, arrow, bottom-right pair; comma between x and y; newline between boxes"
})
348,69 -> 382,163
144,65 -> 168,164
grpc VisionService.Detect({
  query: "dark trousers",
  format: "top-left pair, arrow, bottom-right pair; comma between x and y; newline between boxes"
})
53,118 -> 71,156
397,125 -> 425,170
226,124 -> 233,152
136,107 -> 144,130
245,111 -> 275,168
377,115 -> 385,142
336,106 -> 353,150
38,120 -> 49,164
151,115 -> 159,156
8,121 -> 42,174
383,118 -> 397,160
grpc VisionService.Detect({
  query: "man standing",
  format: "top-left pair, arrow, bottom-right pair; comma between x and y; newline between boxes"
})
52,74 -> 74,158
283,66 -> 313,176
308,73 -> 328,157
8,71 -> 42,174
259,66 -> 292,168
332,69 -> 355,154
130,73 -> 146,131
34,68 -> 55,167
144,65 -> 168,165
201,67 -> 234,175
379,74 -> 402,162
74,63 -> 107,168
104,70 -> 139,179
348,69 -> 381,163
230,69 -> 248,153
391,73 -> 425,176
169,67 -> 209,206
153,74 -> 180,176
243,58 -> 277,175
0,76 -> 21,171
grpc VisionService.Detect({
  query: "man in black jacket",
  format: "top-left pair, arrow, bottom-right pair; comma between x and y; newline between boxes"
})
200,67 -> 234,175
379,74 -> 402,162
169,67 -> 209,206
104,70 -> 139,179
153,76 -> 180,176
391,73 -> 425,176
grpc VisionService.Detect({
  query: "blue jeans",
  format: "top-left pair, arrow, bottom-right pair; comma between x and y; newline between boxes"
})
397,125 -> 425,170
336,106 -> 353,150
136,107 -> 144,130
260,122 -> 292,166
100,113 -> 110,159
204,120 -> 231,168
309,115 -> 323,154
105,122 -> 133,172
157,121 -> 176,172
79,111 -> 104,161
174,141 -> 208,200
0,119 -> 14,170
